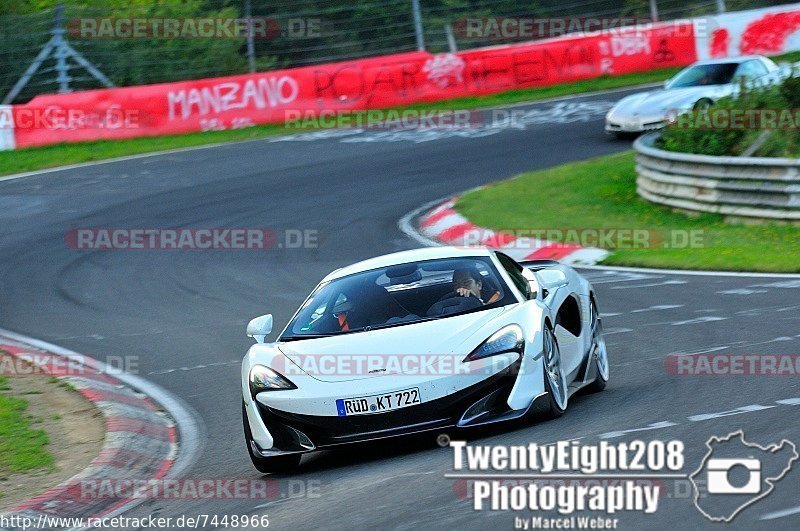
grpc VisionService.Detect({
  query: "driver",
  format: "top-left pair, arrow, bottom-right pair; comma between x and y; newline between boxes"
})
427,268 -> 500,317
452,268 -> 484,301
451,268 -> 501,304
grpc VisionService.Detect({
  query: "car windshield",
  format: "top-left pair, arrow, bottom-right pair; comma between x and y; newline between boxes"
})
666,63 -> 739,88
280,256 -> 513,339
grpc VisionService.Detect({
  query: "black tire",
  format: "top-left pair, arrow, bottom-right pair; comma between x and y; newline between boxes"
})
585,375 -> 607,393
614,131 -> 639,141
584,298 -> 609,394
541,323 -> 567,419
242,402 -> 301,474
542,369 -> 565,419
694,98 -> 713,110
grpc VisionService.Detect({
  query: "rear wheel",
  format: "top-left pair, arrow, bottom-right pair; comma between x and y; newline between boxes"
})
585,298 -> 609,393
242,402 -> 301,474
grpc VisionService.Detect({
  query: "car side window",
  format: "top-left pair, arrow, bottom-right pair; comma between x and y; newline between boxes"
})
734,62 -> 750,80
749,60 -> 768,78
736,60 -> 767,81
495,253 -> 530,298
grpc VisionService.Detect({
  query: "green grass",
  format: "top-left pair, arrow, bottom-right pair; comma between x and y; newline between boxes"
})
57,381 -> 77,393
0,125 -> 291,176
775,50 -> 800,63
0,359 -> 55,478
0,67 -> 682,177
0,378 -> 54,476
456,151 -> 800,272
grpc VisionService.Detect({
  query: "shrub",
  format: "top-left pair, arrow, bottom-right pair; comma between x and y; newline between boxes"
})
779,76 -> 800,108
660,74 -> 800,158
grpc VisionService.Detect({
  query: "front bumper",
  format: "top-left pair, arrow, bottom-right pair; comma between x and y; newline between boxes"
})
250,358 -> 540,455
604,117 -> 665,134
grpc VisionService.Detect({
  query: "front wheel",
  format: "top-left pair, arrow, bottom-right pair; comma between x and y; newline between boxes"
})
693,98 -> 713,111
541,323 -> 568,419
242,402 -> 302,474
614,131 -> 639,140
585,298 -> 609,393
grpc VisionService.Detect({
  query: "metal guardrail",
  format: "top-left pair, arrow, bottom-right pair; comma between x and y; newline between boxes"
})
633,133 -> 800,221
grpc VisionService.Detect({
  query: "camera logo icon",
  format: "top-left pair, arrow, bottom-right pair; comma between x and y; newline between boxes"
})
706,458 -> 761,494
690,430 -> 798,522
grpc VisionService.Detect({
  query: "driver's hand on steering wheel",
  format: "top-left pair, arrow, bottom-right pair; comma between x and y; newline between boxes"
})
456,287 -> 475,298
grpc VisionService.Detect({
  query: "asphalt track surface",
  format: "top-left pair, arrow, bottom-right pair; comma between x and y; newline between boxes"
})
1,88 -> 799,530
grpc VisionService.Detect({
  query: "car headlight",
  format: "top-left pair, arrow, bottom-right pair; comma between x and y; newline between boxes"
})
463,324 -> 524,362
249,365 -> 297,397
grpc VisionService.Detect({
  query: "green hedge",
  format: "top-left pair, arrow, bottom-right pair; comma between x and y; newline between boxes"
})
660,72 -> 800,158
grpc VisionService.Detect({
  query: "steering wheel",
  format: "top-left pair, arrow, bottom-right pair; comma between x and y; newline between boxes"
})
427,293 -> 483,317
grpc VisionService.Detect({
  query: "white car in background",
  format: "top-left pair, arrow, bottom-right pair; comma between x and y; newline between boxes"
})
605,55 -> 784,138
241,247 -> 609,472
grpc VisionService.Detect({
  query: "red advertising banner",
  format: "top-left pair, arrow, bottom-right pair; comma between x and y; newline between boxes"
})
8,22 -> 695,150
6,1 -> 799,151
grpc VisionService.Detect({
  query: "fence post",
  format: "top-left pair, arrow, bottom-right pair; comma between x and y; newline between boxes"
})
649,0 -> 659,22
52,4 -> 71,93
2,2 -> 113,104
244,0 -> 256,73
411,0 -> 425,51
445,24 -> 457,53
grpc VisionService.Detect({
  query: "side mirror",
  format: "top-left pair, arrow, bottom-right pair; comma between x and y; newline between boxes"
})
247,314 -> 273,344
520,267 -> 539,299
535,269 -> 568,291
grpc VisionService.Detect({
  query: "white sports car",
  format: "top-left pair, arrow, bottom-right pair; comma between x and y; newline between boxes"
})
605,55 -> 784,137
241,247 -> 609,472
